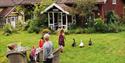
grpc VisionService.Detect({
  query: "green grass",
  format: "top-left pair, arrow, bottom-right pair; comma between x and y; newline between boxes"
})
0,31 -> 125,63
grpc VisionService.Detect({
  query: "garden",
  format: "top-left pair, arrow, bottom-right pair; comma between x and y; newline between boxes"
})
1,30 -> 125,63
1,0 -> 125,63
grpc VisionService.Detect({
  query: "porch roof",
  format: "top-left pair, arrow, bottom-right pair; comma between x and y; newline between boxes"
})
41,3 -> 76,14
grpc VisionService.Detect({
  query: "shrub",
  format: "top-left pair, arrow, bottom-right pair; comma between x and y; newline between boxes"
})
83,27 -> 96,33
41,28 -> 51,35
108,22 -> 119,33
106,11 -> 119,24
16,20 -> 26,31
3,23 -> 13,36
94,18 -> 107,32
27,14 -> 48,33
75,27 -> 83,34
27,18 -> 42,33
118,24 -> 125,31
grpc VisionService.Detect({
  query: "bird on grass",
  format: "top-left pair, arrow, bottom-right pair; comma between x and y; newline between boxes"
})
79,40 -> 84,48
88,38 -> 93,46
72,38 -> 76,47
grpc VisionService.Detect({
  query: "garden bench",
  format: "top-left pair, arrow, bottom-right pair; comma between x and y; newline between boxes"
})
38,47 -> 61,63
52,47 -> 61,63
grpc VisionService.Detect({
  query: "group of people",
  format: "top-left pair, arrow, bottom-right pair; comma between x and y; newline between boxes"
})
30,29 -> 65,63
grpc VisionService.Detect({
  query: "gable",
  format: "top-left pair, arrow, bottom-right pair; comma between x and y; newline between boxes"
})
42,3 -> 70,14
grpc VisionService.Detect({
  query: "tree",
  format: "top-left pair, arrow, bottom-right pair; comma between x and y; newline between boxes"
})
74,0 -> 96,27
27,0 -> 55,33
33,0 -> 55,18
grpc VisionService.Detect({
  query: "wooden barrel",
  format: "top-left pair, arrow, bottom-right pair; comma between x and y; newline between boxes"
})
7,52 -> 27,63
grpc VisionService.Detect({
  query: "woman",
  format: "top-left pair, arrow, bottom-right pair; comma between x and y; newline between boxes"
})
43,33 -> 53,63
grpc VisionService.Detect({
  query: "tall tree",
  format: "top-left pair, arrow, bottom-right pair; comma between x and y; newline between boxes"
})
74,0 -> 96,27
34,0 -> 55,18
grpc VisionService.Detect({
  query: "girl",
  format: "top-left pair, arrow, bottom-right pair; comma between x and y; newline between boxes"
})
58,29 -> 65,52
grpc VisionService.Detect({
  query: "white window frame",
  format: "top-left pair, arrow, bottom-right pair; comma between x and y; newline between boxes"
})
112,0 -> 117,4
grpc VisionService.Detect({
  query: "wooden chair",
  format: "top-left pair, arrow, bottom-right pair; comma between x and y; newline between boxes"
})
7,52 -> 28,63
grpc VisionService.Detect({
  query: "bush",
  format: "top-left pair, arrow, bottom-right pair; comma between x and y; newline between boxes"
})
75,27 -> 83,34
41,28 -> 51,34
27,18 -> 42,33
106,11 -> 119,24
16,20 -> 26,31
27,14 -> 48,33
83,27 -> 96,33
94,18 -> 108,32
118,24 -> 125,31
3,23 -> 13,36
108,22 -> 119,33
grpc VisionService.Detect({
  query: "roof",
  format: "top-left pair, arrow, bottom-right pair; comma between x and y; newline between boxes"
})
56,0 -> 107,4
0,0 -> 14,7
20,0 -> 42,5
0,0 -> 42,7
56,0 -> 75,4
0,7 -> 15,17
42,3 -> 76,14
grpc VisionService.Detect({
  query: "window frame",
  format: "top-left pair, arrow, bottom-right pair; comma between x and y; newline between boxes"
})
112,0 -> 117,4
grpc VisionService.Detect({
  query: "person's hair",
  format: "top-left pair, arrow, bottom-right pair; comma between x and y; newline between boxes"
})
44,33 -> 50,41
41,37 -> 43,39
60,29 -> 64,34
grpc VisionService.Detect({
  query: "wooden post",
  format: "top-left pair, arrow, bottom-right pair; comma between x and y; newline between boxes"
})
6,17 -> 8,24
48,13 -> 50,27
52,12 -> 55,30
66,14 -> 68,30
61,12 -> 63,28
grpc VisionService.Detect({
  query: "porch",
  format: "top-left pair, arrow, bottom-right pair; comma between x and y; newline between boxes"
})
42,3 -> 76,30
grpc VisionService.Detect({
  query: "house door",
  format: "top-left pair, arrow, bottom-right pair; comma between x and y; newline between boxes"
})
10,16 -> 17,28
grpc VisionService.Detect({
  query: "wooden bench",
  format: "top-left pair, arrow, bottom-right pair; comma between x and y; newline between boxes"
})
38,48 -> 61,63
52,48 -> 61,63
7,52 -> 28,63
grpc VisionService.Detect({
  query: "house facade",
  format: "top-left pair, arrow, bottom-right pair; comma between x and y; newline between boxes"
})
42,0 -> 124,30
96,0 -> 124,18
0,0 -> 41,28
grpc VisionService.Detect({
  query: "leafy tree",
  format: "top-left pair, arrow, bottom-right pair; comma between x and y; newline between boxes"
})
27,0 -> 55,33
33,0 -> 55,18
74,0 -> 96,27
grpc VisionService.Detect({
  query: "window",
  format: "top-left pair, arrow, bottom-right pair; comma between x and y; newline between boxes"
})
112,0 -> 116,4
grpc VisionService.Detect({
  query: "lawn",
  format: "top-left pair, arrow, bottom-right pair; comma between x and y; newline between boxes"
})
0,31 -> 125,63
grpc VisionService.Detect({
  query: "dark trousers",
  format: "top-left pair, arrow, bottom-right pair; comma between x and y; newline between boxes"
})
43,58 -> 52,63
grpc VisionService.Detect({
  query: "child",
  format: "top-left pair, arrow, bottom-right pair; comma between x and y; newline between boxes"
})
58,29 -> 65,52
39,37 -> 44,49
29,46 -> 36,63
